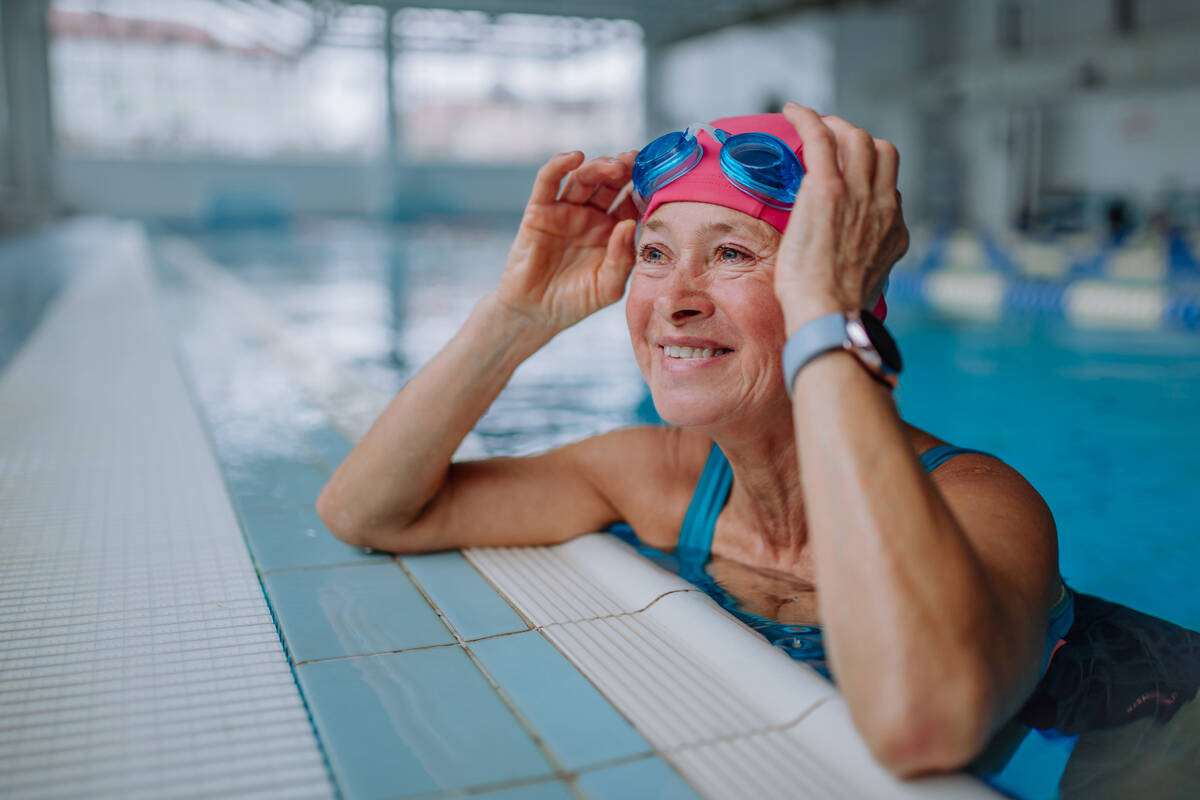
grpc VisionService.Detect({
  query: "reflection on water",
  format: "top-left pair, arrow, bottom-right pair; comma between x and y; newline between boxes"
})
181,219 -> 647,458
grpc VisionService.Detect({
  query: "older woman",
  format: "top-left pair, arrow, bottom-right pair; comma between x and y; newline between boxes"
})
316,104 -> 1072,777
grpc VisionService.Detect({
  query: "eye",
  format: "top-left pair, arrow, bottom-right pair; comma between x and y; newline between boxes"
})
639,244 -> 666,262
717,246 -> 750,263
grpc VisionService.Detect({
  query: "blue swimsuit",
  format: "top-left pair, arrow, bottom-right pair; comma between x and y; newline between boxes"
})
612,443 -> 1075,680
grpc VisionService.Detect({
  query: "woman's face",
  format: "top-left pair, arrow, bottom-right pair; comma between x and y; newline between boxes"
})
626,202 -> 789,429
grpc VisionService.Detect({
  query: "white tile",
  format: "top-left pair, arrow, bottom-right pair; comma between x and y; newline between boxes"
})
466,533 -> 699,627
556,533 -> 698,610
466,543 -> 627,625
543,598 -> 775,750
782,698 -> 1000,798
668,729 -> 845,800
639,591 -> 835,728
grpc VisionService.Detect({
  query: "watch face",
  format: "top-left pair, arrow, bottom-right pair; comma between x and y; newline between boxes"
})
861,310 -> 903,374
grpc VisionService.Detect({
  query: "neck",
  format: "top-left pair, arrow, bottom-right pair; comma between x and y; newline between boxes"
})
706,406 -> 809,571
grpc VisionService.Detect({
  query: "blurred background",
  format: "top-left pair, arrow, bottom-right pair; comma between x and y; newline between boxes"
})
2,0 -> 1199,627
0,0 -> 1196,232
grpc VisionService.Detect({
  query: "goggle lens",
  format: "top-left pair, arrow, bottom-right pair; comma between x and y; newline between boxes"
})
633,130 -> 703,200
719,132 -> 804,210
633,126 -> 804,211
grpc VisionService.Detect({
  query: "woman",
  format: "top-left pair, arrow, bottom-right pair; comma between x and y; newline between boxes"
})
317,104 -> 1071,776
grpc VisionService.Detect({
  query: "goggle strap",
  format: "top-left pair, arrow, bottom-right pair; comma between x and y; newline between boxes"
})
608,180 -> 641,216
684,124 -> 728,145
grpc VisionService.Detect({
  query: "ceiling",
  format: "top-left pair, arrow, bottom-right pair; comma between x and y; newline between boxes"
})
327,0 -> 859,44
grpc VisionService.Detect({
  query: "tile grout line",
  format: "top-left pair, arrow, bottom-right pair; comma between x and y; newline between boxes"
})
281,586 -> 713,668
460,552 -> 721,799
392,556 -> 590,800
391,751 -> 673,800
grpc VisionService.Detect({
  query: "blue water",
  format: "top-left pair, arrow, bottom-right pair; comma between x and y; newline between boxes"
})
888,308 -> 1200,632
163,219 -> 1200,799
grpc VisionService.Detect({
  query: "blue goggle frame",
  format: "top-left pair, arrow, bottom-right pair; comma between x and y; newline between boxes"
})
632,123 -> 805,211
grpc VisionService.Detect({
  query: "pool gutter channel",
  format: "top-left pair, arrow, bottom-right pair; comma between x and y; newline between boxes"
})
157,226 -> 1001,799
0,220 -> 334,799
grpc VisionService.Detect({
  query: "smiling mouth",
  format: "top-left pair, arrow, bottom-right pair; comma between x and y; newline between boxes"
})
660,345 -> 732,360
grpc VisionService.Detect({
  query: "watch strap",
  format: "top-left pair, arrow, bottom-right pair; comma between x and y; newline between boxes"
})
781,312 -> 848,399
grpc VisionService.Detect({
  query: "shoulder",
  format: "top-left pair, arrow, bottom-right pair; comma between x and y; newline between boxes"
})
563,425 -> 713,550
905,424 -> 1050,518
906,424 -> 1058,601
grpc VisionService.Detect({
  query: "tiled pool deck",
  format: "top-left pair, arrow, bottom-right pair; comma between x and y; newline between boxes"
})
1,219 -> 998,798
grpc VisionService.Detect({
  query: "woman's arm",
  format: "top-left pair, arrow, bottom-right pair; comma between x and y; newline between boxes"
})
317,150 -> 641,552
775,104 -> 1059,776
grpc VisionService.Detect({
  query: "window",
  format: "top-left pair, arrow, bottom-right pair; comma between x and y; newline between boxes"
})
49,0 -> 385,159
393,9 -> 644,162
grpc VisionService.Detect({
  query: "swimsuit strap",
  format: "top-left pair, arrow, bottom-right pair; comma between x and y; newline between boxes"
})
676,443 -> 733,573
679,442 -> 999,567
919,444 -> 996,473
671,441 -> 1075,677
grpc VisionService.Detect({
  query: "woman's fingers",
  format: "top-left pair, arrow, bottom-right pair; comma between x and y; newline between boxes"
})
783,103 -> 839,181
873,138 -> 900,197
556,157 -> 632,205
529,151 -> 585,205
596,219 -> 638,305
822,115 -> 876,198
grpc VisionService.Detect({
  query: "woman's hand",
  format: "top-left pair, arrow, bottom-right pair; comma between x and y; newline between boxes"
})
775,104 -> 909,333
494,150 -> 641,334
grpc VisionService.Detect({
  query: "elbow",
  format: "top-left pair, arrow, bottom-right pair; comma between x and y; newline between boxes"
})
859,676 -> 993,778
315,481 -> 430,553
316,483 -> 375,550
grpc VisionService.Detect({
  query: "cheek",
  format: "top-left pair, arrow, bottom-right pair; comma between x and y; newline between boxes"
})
719,281 -> 787,350
625,280 -> 654,363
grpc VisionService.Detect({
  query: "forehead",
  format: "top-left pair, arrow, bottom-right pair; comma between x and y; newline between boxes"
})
642,202 -> 779,247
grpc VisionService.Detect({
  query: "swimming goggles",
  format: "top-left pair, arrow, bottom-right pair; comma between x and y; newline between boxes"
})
631,123 -> 805,211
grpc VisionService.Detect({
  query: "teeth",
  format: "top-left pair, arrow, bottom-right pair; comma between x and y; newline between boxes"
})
663,346 -> 730,359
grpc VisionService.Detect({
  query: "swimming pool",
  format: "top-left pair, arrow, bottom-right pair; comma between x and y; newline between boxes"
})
176,217 -> 1200,631
168,217 -> 1200,798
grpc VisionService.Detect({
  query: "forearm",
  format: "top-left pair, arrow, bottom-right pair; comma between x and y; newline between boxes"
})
317,294 -> 554,544
791,353 -> 1019,769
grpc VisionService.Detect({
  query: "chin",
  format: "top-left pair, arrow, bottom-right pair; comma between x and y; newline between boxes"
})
649,390 -> 739,430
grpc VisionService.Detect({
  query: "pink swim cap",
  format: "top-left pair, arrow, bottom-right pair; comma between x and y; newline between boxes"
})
640,112 -> 887,320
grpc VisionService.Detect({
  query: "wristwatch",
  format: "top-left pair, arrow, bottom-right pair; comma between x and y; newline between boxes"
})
781,309 -> 902,396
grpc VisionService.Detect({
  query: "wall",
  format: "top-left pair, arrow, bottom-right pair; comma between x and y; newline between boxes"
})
829,6 -> 924,221
918,0 -> 1200,230
657,16 -> 835,127
1043,85 -> 1200,209
656,5 -> 925,220
54,157 -> 539,220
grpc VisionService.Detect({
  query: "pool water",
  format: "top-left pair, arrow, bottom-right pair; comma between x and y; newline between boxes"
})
166,218 -> 1200,799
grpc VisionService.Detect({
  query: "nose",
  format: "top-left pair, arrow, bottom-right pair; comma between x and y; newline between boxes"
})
654,263 -> 715,325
